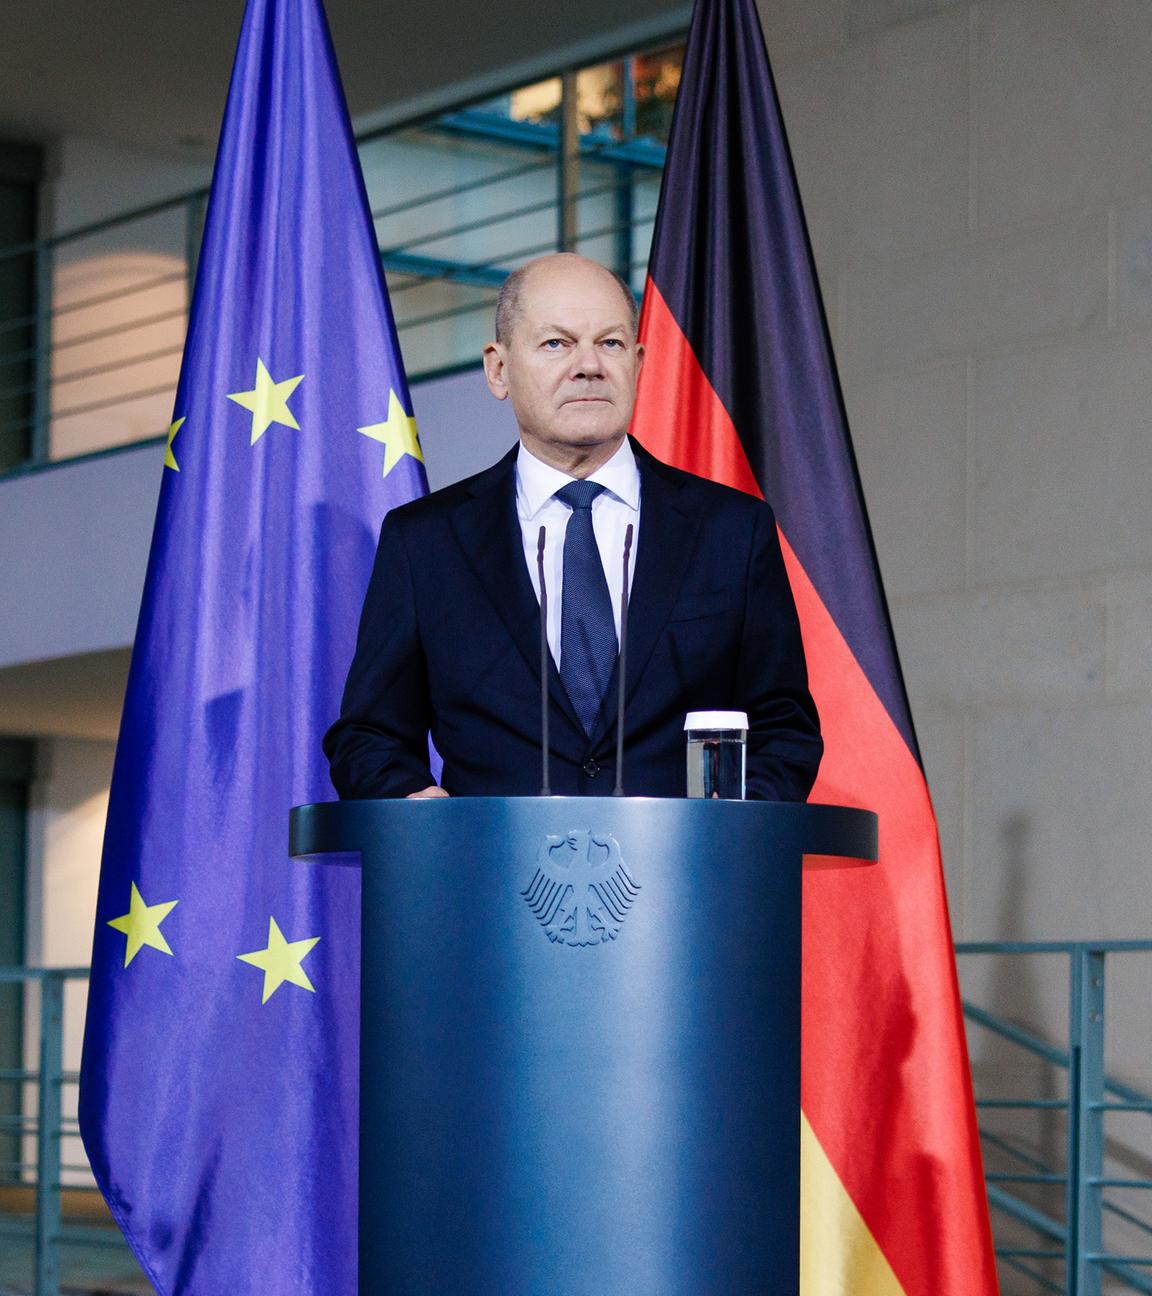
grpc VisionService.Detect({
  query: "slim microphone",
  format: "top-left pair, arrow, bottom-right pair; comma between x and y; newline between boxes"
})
613,522 -> 634,797
537,525 -> 551,797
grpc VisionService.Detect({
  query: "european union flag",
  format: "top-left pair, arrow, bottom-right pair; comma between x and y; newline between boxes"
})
77,0 -> 427,1289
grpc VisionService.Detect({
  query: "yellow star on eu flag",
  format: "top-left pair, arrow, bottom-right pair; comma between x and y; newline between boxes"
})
164,416 -> 184,471
227,358 -> 304,445
358,389 -> 423,478
107,882 -> 179,968
237,917 -> 320,1004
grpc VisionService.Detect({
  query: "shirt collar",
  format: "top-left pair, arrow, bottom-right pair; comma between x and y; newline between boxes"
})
515,437 -> 641,519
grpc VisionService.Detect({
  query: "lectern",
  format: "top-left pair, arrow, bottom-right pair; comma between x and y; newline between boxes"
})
289,797 -> 876,1295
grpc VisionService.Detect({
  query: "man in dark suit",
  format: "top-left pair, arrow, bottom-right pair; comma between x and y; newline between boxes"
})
324,253 -> 821,800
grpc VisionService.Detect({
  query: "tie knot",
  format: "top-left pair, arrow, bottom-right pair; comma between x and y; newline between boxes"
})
556,480 -> 606,511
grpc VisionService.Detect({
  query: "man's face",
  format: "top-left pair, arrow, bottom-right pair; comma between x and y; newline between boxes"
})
483,257 -> 644,462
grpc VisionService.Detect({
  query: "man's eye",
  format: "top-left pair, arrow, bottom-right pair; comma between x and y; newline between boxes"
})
542,338 -> 565,349
602,338 -> 623,348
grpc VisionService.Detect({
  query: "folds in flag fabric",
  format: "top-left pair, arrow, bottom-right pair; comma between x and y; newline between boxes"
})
631,0 -> 999,1291
78,0 -> 427,1290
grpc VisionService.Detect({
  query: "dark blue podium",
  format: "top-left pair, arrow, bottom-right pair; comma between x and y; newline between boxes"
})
289,797 -> 876,1295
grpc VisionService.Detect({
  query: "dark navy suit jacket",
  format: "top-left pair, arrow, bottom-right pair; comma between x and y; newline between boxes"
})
324,438 -> 822,800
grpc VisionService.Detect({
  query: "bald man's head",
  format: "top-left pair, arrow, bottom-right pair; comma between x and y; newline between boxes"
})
494,254 -> 639,346
482,252 -> 645,475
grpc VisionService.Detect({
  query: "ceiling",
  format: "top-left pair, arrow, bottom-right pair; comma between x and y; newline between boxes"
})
0,0 -> 685,160
0,649 -> 130,741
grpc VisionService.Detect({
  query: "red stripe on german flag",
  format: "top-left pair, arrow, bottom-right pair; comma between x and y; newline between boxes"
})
633,272 -> 997,1294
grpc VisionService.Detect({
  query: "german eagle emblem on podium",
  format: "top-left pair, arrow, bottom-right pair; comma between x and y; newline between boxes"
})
521,830 -> 640,947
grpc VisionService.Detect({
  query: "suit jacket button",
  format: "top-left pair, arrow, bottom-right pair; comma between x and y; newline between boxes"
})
583,759 -> 600,778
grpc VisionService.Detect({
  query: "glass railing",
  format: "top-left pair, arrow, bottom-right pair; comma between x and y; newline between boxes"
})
0,42 -> 683,476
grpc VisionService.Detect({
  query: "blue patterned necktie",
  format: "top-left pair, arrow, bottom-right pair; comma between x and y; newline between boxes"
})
556,479 -> 617,736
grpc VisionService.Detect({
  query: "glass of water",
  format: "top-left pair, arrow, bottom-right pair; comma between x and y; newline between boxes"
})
684,710 -> 748,799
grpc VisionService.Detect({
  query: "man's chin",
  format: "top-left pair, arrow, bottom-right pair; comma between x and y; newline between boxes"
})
555,407 -> 627,441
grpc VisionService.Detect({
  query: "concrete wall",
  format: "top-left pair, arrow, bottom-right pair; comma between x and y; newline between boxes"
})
755,0 -> 1152,1093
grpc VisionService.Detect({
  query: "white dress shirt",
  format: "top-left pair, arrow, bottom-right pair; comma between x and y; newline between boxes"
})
516,437 -> 641,668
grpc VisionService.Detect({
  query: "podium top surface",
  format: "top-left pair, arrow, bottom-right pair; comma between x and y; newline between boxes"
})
289,796 -> 877,865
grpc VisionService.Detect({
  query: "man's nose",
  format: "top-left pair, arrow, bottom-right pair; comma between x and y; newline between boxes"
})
569,340 -> 604,379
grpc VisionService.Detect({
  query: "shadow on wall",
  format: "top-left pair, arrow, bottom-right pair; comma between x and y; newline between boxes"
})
50,212 -> 189,461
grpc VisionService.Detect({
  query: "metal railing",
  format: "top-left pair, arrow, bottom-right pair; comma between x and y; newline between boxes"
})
3,947 -> 1147,1295
956,942 -> 1152,1296
0,58 -> 675,477
0,967 -> 139,1296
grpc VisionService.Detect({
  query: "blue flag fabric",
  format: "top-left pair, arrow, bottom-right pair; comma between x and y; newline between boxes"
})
78,0 -> 427,1289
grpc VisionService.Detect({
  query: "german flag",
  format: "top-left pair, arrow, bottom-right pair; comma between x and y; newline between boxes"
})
631,0 -> 1000,1290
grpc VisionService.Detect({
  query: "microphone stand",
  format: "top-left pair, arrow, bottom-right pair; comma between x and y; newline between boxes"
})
537,526 -> 551,796
613,523 -> 634,797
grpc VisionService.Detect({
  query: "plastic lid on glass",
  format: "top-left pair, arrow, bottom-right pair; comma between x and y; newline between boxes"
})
683,710 -> 749,731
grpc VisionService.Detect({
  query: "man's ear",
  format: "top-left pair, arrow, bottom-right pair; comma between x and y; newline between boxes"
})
483,342 -> 509,400
635,342 -> 645,375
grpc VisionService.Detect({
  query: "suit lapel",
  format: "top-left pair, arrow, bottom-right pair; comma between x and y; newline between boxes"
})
449,446 -> 585,739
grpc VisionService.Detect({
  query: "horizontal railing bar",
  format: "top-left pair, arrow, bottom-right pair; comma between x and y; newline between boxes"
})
50,306 -> 188,355
962,1002 -> 1071,1067
996,1248 -> 1066,1259
0,305 -> 187,370
0,342 -> 183,404
975,1098 -> 1068,1109
396,212 -> 654,332
371,155 -> 559,223
987,1173 -> 1067,1184
1084,1253 -> 1152,1264
1088,1178 -> 1152,1189
957,940 -> 1152,955
0,269 -> 186,338
392,228 -> 645,342
393,241 -> 562,312
977,1127 -> 1059,1175
0,968 -> 89,982
52,343 -> 183,388
52,1236 -> 130,1251
383,252 -> 508,296
986,1183 -> 1066,1243
372,133 -> 653,228
1103,1199 -> 1152,1237
997,1253 -> 1064,1295
572,215 -> 658,246
432,110 -> 669,173
49,270 -> 188,321
0,191 -> 209,264
0,1069 -> 36,1081
965,1002 -> 1150,1109
1093,1099 -> 1152,1112
382,180 -> 621,259
46,1225 -> 130,1247
1105,1076 -> 1152,1105
3,380 -> 174,433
